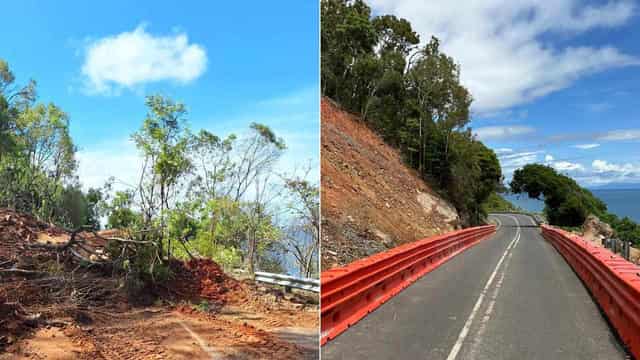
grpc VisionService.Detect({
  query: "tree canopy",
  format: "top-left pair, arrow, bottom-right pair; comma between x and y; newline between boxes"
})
511,164 -> 640,245
0,58 -> 319,283
321,0 -> 501,225
0,59 -> 96,227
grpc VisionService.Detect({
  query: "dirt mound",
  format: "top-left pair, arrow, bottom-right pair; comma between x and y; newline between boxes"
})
1,208 -> 317,357
321,98 -> 460,269
0,209 -> 127,350
0,208 -> 67,260
168,258 -> 240,304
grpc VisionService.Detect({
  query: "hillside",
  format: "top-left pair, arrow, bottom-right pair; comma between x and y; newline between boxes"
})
321,98 -> 460,269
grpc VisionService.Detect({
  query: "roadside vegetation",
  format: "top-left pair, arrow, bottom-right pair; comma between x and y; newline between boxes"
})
511,164 -> 640,246
321,0 -> 502,225
481,193 -> 523,214
0,58 -> 319,287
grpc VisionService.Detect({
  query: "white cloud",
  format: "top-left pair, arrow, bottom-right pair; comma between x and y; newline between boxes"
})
542,153 -> 584,172
369,0 -> 639,112
592,159 -> 639,174
499,150 -> 541,169
495,148 -> 513,154
81,24 -> 207,95
597,129 -> 640,141
573,143 -> 600,149
475,125 -> 535,140
577,159 -> 640,185
552,161 -> 585,172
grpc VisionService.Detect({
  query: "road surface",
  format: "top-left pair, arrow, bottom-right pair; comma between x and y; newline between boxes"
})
322,213 -> 627,359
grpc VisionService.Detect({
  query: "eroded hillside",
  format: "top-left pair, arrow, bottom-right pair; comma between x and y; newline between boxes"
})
0,208 -> 318,359
321,98 -> 460,269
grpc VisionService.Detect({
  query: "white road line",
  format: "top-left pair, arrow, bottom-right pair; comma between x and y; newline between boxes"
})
525,214 -> 537,226
493,216 -> 502,231
178,320 -> 220,359
468,231 -> 520,357
445,215 -> 520,360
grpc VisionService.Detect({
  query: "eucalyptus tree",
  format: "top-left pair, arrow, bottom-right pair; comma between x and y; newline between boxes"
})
283,174 -> 319,278
132,95 -> 193,258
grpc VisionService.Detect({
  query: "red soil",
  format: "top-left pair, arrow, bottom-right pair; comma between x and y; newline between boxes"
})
321,98 -> 459,269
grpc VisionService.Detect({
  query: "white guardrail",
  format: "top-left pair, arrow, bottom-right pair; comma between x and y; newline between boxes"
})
254,271 -> 320,293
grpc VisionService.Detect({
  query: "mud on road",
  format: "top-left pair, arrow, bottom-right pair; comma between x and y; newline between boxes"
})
0,209 -> 318,359
5,307 -> 317,360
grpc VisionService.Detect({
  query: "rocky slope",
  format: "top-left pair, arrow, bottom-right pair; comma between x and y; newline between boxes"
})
321,98 -> 460,269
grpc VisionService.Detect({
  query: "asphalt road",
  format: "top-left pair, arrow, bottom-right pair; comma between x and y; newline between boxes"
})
322,213 -> 628,359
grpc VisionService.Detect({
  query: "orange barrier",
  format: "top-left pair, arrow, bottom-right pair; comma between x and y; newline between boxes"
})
321,225 -> 496,345
542,225 -> 640,359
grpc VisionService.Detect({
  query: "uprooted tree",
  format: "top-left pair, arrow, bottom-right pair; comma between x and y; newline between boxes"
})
0,58 -> 319,288
98,94 -> 312,282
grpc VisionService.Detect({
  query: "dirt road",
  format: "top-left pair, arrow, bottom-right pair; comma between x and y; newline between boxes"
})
4,306 -> 317,359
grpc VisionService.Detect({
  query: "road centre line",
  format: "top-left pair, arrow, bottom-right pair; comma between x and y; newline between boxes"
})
445,215 -> 520,360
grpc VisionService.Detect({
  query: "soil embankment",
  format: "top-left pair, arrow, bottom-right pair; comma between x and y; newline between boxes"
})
321,98 -> 459,269
0,208 -> 318,359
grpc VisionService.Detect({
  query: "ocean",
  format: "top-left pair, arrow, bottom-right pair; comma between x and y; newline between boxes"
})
503,189 -> 640,223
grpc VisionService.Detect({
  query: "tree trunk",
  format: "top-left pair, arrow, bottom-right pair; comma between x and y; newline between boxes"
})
247,233 -> 256,276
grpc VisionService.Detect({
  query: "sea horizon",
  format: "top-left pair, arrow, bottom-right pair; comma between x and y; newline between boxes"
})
503,188 -> 640,223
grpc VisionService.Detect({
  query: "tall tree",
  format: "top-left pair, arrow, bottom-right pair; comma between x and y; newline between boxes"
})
132,95 -> 192,258
229,123 -> 286,202
283,174 -> 320,278
0,59 -> 36,159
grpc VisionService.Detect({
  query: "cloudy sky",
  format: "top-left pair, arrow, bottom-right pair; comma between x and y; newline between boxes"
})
370,0 -> 640,188
2,0 -> 319,190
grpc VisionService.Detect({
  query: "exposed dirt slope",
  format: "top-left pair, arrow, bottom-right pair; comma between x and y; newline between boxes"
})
321,98 -> 460,269
0,208 -> 317,359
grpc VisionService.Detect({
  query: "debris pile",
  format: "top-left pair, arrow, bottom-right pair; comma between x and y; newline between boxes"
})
0,208 -> 318,357
0,209 -> 128,350
168,258 -> 240,303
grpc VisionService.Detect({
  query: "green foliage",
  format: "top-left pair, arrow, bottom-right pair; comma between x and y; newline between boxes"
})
192,300 -> 213,313
482,192 -> 520,213
283,177 -> 320,277
0,59 -> 99,228
510,164 -> 640,246
321,4 -> 500,225
85,188 -> 102,230
510,164 -> 606,226
249,122 -> 286,150
609,216 -> 640,246
104,190 -> 140,229
59,185 -> 89,228
1,58 -> 313,280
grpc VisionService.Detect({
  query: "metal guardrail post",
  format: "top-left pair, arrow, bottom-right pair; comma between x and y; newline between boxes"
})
625,241 -> 631,261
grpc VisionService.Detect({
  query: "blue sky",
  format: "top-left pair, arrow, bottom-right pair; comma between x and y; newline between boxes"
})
370,0 -> 640,188
1,0 -> 319,190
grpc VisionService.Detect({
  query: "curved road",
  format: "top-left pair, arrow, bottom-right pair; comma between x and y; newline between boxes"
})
322,213 -> 627,359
